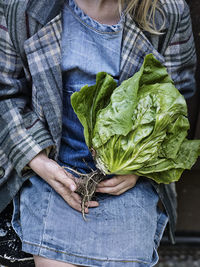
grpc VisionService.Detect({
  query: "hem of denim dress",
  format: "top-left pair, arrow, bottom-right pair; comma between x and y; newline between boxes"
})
11,178 -> 168,267
20,241 -> 152,267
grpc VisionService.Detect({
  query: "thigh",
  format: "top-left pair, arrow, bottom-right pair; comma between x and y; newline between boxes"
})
34,255 -> 82,267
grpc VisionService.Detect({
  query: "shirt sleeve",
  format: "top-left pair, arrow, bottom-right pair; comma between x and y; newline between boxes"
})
0,4 -> 56,177
163,1 -> 197,98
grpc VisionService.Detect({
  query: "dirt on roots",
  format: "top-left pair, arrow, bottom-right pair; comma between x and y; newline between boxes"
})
63,166 -> 105,219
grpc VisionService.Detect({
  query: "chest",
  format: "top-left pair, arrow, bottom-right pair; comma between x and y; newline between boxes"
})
61,1 -> 123,91
22,11 -> 165,142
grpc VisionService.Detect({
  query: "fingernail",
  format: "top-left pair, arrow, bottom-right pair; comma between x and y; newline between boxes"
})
70,184 -> 76,191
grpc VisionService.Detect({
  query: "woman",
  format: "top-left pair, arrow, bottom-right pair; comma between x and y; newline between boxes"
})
0,0 -> 196,266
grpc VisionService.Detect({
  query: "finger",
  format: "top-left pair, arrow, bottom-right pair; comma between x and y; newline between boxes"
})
64,192 -> 90,214
50,180 -> 82,211
98,174 -> 139,189
111,186 -> 133,195
96,178 -> 137,194
96,180 -> 127,194
85,201 -> 99,208
70,191 -> 82,204
97,176 -> 124,188
60,192 -> 82,212
54,169 -> 77,192
97,185 -> 133,195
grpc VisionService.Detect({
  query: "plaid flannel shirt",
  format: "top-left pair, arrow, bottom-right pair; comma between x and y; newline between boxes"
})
0,0 -> 197,243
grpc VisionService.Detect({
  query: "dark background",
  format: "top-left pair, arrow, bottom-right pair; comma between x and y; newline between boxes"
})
176,0 -> 200,232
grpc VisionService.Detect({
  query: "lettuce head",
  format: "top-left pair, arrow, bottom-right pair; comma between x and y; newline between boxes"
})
71,54 -> 200,184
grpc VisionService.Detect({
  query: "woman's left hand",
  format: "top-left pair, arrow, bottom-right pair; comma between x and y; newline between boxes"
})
96,174 -> 139,195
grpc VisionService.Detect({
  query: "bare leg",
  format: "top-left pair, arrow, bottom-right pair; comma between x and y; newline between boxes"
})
34,255 -> 83,267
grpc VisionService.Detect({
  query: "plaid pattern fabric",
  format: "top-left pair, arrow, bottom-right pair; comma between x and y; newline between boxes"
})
24,14 -> 63,141
0,0 -> 197,241
120,0 -> 196,98
0,1 -> 56,176
119,13 -> 165,83
0,1 -> 57,210
163,2 -> 197,97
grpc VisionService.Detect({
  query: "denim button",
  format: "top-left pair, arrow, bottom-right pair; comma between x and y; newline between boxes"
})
0,167 -> 5,179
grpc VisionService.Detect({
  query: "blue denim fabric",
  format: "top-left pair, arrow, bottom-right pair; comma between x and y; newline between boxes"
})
58,0 -> 124,173
12,176 -> 168,266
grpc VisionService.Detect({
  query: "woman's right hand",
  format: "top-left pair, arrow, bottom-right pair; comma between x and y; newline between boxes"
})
28,150 -> 99,213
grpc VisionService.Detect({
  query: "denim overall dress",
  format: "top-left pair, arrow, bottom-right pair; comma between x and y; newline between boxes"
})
12,1 -> 168,266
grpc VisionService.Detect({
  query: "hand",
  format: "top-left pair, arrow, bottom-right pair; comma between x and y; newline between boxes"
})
28,151 -> 99,213
96,174 -> 139,195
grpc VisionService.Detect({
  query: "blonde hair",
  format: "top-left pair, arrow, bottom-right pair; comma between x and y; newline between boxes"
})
119,0 -> 164,34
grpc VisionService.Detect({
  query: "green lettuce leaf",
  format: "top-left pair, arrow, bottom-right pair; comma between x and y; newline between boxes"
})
71,54 -> 200,184
71,72 -> 117,147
